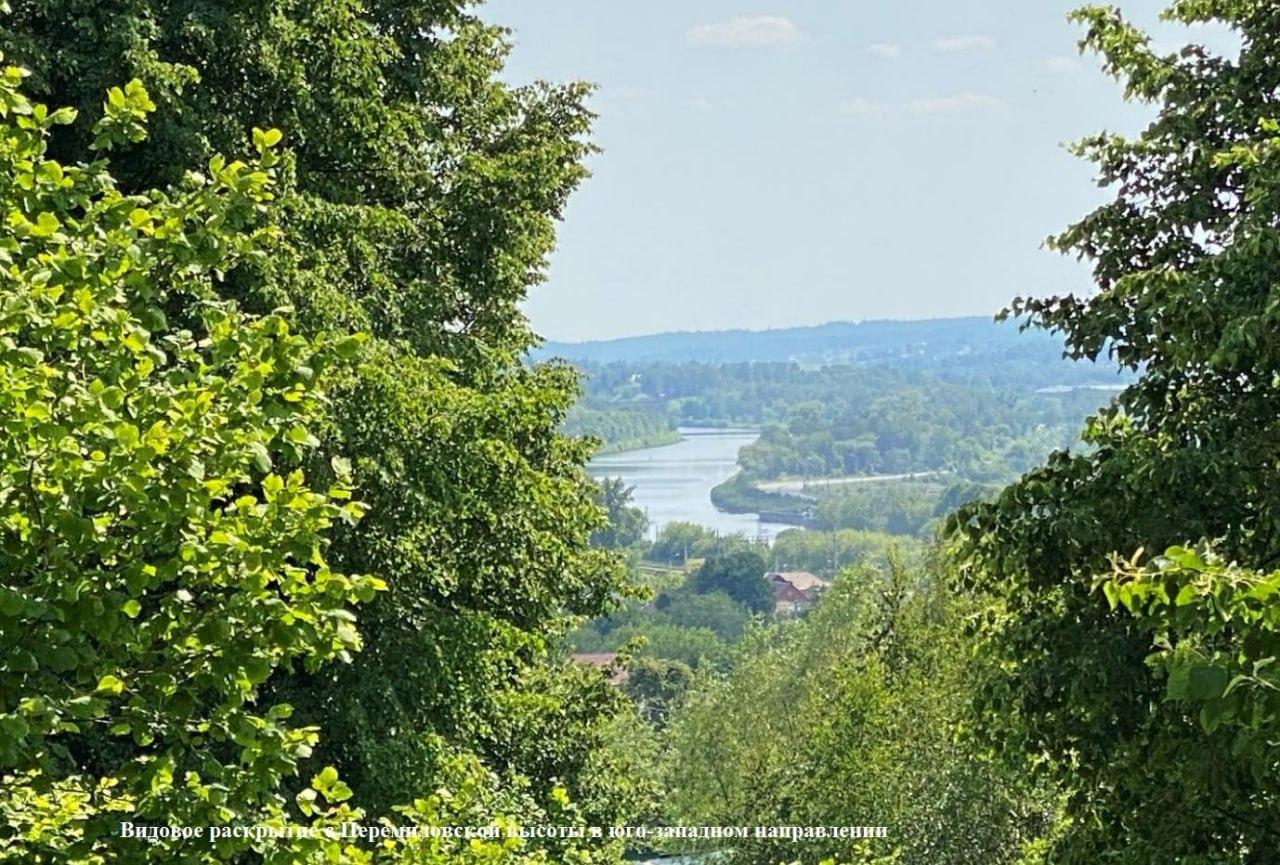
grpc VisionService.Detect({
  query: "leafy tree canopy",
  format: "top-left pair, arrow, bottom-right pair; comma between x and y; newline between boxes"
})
0,0 -> 636,826
0,62 -> 375,862
690,551 -> 772,616
948,4 -> 1280,862
0,60 -> 619,865
665,564 -> 1050,865
2,0 -> 593,363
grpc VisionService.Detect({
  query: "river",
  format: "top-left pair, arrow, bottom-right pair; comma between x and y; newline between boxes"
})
588,427 -> 793,543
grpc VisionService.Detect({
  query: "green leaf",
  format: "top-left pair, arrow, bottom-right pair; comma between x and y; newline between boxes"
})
1199,700 -> 1227,734
95,674 -> 124,696
1101,580 -> 1120,609
1187,665 -> 1229,701
312,765 -> 339,792
333,335 -> 365,359
1166,662 -> 1191,700
248,441 -> 272,473
0,588 -> 24,617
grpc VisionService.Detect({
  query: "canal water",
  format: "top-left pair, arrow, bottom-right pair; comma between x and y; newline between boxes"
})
588,427 -> 792,543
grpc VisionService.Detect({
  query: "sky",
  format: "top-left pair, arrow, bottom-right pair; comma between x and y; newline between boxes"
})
481,1 -> 1237,342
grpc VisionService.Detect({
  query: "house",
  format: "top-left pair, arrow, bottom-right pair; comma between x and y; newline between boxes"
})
766,571 -> 829,617
569,652 -> 629,686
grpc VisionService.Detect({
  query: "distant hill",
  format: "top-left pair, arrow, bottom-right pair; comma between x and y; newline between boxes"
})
533,316 -> 1102,376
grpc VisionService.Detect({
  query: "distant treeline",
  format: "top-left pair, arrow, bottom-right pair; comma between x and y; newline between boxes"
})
565,403 -> 680,454
573,359 -> 1121,426
569,359 -> 1114,482
536,315 -> 1115,372
735,384 -> 1107,483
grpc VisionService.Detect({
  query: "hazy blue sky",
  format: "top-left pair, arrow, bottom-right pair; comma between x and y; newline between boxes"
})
481,1 -> 1235,342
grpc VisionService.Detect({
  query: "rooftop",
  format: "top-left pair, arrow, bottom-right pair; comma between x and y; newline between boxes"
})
767,571 -> 829,593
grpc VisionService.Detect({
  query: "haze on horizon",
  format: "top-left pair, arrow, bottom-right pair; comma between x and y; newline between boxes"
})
484,0 -> 1237,342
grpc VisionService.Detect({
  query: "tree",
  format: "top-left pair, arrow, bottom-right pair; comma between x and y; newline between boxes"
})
0,67 -> 378,863
690,551 -> 772,616
0,0 -> 636,831
624,657 -> 695,728
947,5 -> 1280,863
630,624 -> 730,670
656,589 -> 753,642
769,528 -> 910,579
648,521 -> 713,565
664,565 -> 1050,865
2,0 -> 592,364
591,477 -> 648,549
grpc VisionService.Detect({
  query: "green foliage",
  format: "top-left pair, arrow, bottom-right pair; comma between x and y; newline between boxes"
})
689,551 -> 772,616
565,404 -> 679,455
572,361 -> 1110,485
623,657 -> 695,728
270,347 -> 634,819
810,482 -> 946,537
1103,545 -> 1280,777
0,0 -> 640,834
947,4 -> 1280,862
663,563 -> 1052,865
647,521 -> 716,565
708,474 -> 811,526
713,472 -> 946,538
573,617 -> 732,671
573,537 -> 770,676
590,478 -> 648,549
570,585 -> 752,673
654,589 -> 753,643
735,391 -> 1093,484
582,356 -> 1110,542
769,529 -> 914,579
629,624 -> 731,670
0,68 -> 388,863
3,0 -> 595,363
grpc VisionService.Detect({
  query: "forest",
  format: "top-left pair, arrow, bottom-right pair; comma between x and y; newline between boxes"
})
536,315 -> 1115,372
563,404 -> 679,455
572,349 -> 1122,423
570,360 -> 1114,535
0,2 -> 1277,865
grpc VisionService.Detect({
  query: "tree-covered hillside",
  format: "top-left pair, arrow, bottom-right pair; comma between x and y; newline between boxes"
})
536,316 -> 1117,374
574,359 -> 1115,536
563,404 -> 679,455
575,359 -> 1120,430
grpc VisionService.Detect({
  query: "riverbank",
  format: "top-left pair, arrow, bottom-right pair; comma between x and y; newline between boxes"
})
755,470 -> 947,498
592,428 -> 683,456
708,473 -> 812,525
588,428 -> 793,541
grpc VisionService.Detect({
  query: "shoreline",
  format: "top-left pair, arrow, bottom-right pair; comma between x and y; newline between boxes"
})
590,425 -> 763,459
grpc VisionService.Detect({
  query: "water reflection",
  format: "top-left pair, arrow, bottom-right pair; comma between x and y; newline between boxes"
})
588,428 -> 791,543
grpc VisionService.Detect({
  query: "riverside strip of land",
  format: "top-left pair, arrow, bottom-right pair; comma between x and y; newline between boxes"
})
753,471 -> 947,500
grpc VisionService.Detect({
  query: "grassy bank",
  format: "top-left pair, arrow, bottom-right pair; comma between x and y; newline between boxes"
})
709,472 -> 810,520
592,428 -> 683,456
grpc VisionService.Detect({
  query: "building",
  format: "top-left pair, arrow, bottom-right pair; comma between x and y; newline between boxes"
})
766,571 -> 829,617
